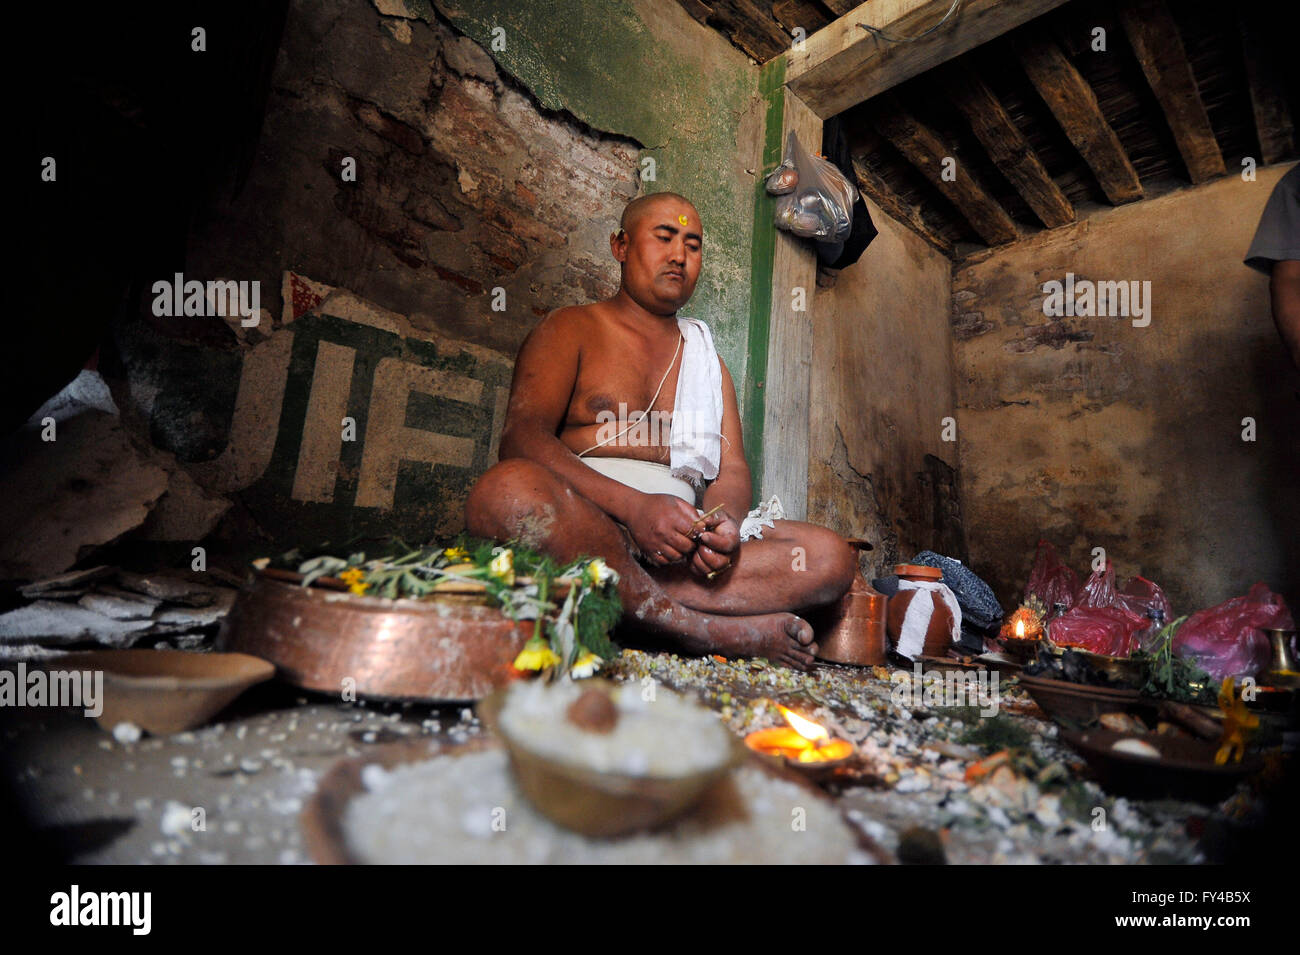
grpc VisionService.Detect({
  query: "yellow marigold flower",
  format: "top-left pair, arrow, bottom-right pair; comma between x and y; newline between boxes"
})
489,548 -> 515,585
339,567 -> 368,596
570,650 -> 603,679
444,546 -> 469,562
513,638 -> 560,672
1214,677 -> 1259,765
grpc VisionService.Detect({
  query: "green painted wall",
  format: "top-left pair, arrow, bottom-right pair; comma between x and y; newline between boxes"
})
427,0 -> 764,443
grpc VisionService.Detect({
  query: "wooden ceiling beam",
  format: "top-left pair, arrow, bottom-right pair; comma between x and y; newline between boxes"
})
870,94 -> 1018,246
1016,31 -> 1143,205
1238,6 -> 1296,166
851,156 -> 954,255
785,0 -> 1069,119
772,0 -> 832,36
1117,0 -> 1224,183
946,60 -> 1074,229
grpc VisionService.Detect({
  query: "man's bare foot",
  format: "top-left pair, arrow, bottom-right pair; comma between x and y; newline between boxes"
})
702,612 -> 818,671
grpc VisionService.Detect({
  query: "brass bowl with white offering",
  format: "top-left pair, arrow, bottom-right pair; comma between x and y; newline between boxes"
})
478,680 -> 745,838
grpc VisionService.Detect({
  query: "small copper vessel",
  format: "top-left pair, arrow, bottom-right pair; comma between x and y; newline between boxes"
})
817,570 -> 888,667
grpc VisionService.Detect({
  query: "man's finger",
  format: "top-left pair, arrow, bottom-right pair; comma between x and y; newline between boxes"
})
697,530 -> 739,554
656,544 -> 684,564
696,545 -> 729,571
662,530 -> 697,556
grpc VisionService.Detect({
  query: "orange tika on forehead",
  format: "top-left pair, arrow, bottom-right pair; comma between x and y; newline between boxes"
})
619,192 -> 699,234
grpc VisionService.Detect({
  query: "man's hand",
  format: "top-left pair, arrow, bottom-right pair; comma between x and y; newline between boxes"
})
689,509 -> 741,579
625,494 -> 701,566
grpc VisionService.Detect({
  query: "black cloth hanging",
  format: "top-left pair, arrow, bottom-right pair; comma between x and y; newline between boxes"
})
817,116 -> 878,269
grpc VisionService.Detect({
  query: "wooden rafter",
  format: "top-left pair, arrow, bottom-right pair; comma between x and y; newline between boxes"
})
870,94 -> 1018,246
945,60 -> 1074,229
1238,6 -> 1296,165
1117,0 -> 1224,183
1016,31 -> 1143,205
785,0 -> 1069,119
851,156 -> 954,255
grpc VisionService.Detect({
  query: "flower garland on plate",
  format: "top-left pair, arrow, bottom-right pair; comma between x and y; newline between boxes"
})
259,537 -> 621,680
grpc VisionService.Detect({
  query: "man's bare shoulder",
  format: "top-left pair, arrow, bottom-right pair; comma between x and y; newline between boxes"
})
524,303 -> 611,349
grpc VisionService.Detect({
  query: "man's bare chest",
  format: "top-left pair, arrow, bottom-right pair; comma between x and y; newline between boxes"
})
568,337 -> 682,426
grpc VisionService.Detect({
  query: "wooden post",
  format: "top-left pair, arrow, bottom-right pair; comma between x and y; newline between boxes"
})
761,91 -> 821,521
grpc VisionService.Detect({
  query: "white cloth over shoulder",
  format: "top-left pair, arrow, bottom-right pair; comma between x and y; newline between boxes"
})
671,317 -> 724,487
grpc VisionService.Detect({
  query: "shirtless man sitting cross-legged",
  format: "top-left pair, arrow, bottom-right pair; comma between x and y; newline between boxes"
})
465,192 -> 856,670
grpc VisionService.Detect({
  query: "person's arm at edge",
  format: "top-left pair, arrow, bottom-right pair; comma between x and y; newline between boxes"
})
1270,260 -> 1300,370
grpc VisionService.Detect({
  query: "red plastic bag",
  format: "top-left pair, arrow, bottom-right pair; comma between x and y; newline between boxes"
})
1115,575 -> 1172,623
1025,540 -> 1079,611
1048,559 -> 1146,656
1171,583 -> 1294,681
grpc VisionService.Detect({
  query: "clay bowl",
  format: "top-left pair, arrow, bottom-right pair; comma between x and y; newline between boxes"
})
1059,728 -> 1258,803
743,727 -> 856,780
477,687 -> 745,838
1016,673 -> 1157,726
216,571 -> 534,702
54,649 -> 274,735
999,637 -> 1043,664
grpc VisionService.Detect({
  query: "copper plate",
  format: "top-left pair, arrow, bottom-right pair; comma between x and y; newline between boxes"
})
216,572 -> 533,702
299,737 -> 894,864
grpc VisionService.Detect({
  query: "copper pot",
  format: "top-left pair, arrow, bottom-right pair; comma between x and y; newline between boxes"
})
817,572 -> 888,666
216,572 -> 533,702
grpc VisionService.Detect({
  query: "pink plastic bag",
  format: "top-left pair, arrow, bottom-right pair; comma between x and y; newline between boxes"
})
1048,559 -> 1146,657
1171,583 -> 1294,681
1025,540 -> 1080,611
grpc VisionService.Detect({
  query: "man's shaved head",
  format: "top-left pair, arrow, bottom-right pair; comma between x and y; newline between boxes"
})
610,192 -> 702,315
620,192 -> 699,235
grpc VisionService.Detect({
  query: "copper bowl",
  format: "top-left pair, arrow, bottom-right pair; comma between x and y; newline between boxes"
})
216,571 -> 533,702
53,649 -> 274,735
478,684 -> 745,838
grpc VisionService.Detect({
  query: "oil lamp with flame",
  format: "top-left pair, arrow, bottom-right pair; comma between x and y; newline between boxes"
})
998,602 -> 1046,662
744,705 -> 855,773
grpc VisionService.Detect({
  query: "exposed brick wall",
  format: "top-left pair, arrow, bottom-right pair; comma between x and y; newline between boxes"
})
187,0 -> 642,357
102,0 -> 648,556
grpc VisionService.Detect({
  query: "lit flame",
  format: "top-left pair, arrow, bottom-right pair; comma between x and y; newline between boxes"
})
1015,618 -> 1025,638
779,705 -> 828,742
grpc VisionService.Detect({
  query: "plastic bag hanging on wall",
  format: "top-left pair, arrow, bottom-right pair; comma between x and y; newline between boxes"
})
766,130 -> 858,242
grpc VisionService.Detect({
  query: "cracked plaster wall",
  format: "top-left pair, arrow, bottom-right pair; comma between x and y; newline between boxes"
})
109,0 -> 761,554
951,163 -> 1300,612
809,198 -> 962,577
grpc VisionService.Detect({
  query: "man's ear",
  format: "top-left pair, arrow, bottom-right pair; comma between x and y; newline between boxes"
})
610,228 -> 628,261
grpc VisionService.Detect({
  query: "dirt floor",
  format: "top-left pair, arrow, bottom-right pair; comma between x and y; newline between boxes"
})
6,645 -> 1278,864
